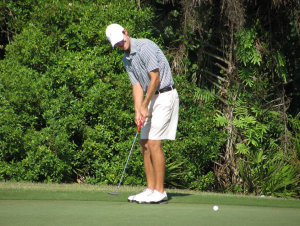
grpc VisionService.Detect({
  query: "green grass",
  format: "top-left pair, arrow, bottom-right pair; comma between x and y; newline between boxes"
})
1,182 -> 300,226
1,182 -> 299,208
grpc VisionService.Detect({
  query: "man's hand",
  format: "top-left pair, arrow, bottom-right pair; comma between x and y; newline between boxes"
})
132,69 -> 160,125
140,104 -> 149,123
135,112 -> 143,126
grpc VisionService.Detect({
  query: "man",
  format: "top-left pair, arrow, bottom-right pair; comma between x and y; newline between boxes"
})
106,24 -> 179,204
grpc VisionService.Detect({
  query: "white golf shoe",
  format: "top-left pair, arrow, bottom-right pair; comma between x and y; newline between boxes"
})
136,190 -> 168,204
127,188 -> 153,203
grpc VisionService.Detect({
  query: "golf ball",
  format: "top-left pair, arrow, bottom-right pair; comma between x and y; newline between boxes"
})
213,205 -> 219,211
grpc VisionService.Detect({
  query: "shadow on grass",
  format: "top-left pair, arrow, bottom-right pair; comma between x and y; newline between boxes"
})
168,193 -> 192,201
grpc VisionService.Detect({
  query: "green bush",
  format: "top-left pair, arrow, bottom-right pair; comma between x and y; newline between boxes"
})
0,0 -> 226,190
0,0 -> 153,183
164,75 -> 227,189
238,150 -> 300,198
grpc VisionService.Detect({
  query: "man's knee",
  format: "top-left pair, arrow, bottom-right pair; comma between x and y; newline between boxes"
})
140,139 -> 148,148
140,139 -> 150,156
147,140 -> 162,152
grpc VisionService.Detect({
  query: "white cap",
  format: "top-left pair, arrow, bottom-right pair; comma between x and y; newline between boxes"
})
106,24 -> 124,47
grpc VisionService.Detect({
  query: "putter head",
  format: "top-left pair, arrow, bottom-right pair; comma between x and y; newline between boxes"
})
108,191 -> 119,195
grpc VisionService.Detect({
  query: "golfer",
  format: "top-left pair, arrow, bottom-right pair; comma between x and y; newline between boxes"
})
106,24 -> 179,204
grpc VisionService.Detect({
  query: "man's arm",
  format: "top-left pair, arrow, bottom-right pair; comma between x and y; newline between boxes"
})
140,69 -> 160,121
132,82 -> 144,125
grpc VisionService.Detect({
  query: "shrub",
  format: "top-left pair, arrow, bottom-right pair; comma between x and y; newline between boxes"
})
0,0 -> 226,190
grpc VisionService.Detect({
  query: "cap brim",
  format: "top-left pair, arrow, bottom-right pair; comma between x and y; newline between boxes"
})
110,34 -> 124,47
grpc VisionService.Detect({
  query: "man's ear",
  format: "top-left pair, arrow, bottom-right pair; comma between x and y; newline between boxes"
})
123,29 -> 129,36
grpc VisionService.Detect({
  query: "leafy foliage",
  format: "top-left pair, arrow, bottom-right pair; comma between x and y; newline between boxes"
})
0,0 -> 153,183
238,151 -> 300,198
0,0 -> 226,191
235,26 -> 262,66
164,75 -> 227,190
149,0 -> 300,197
1,0 -> 299,198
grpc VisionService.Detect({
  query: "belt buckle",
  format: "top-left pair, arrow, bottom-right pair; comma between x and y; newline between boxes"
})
156,85 -> 174,95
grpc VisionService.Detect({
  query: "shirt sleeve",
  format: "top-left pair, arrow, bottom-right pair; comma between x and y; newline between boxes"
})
140,41 -> 159,73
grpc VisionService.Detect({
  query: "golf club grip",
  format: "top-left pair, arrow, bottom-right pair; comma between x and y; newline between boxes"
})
137,120 -> 142,133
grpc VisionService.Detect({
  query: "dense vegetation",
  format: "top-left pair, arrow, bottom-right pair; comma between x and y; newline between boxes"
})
0,0 -> 299,198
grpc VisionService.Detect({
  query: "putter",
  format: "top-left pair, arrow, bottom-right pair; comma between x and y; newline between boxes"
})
108,120 -> 142,195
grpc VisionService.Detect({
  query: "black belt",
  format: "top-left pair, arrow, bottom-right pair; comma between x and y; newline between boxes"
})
155,84 -> 175,95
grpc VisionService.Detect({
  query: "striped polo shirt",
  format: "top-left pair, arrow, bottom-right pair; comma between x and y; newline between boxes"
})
122,38 -> 174,94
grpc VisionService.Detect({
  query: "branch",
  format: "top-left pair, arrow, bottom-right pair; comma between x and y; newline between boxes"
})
215,63 -> 228,73
207,44 -> 225,54
204,70 -> 229,83
206,76 -> 227,94
272,103 -> 285,108
268,97 -> 282,104
203,50 -> 230,65
213,93 -> 229,105
213,161 -> 223,167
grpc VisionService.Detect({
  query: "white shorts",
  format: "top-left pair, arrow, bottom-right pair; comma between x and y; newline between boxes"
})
140,89 -> 179,140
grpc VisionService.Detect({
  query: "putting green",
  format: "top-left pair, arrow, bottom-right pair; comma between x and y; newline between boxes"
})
1,200 -> 300,226
0,182 -> 299,226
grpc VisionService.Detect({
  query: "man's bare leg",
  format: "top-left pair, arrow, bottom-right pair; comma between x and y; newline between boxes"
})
140,139 -> 155,190
140,139 -> 165,193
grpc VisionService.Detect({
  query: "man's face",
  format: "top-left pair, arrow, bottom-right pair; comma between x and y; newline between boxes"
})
115,34 -> 130,51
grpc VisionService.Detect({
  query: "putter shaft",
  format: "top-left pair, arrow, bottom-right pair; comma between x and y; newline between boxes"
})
108,121 -> 142,195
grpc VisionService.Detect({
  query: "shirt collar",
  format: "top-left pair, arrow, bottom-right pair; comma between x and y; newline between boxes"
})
125,38 -> 139,60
